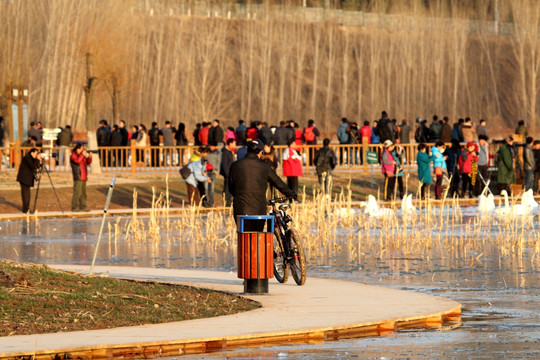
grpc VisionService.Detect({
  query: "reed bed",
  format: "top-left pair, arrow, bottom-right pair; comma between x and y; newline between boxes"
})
107,187 -> 540,270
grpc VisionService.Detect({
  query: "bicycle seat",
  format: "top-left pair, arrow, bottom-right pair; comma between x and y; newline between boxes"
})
279,204 -> 290,211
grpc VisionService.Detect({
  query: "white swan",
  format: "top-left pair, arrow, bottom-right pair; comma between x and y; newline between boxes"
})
521,189 -> 539,210
478,193 -> 495,214
494,190 -> 530,220
365,195 -> 394,218
401,194 -> 416,216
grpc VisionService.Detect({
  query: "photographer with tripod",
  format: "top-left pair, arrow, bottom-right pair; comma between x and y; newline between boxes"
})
16,148 -> 43,213
70,143 -> 93,212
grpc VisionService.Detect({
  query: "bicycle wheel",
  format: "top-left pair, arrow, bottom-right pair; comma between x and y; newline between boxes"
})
287,229 -> 306,286
273,231 -> 289,283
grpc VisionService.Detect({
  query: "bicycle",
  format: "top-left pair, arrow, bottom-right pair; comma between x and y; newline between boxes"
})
268,197 -> 306,285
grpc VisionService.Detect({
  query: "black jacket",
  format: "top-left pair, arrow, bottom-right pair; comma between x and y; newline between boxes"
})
148,127 -> 161,146
209,126 -> 224,144
17,153 -> 40,187
97,126 -> 111,147
274,127 -> 294,146
258,127 -> 274,145
220,148 -> 235,178
110,130 -> 123,146
229,152 -> 294,217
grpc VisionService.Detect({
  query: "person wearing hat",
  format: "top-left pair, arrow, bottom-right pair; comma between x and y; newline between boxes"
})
228,139 -> 296,230
381,140 -> 397,200
184,147 -> 211,206
497,136 -> 516,195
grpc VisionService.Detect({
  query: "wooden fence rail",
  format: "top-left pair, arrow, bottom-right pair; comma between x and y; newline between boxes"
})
0,140 -> 503,175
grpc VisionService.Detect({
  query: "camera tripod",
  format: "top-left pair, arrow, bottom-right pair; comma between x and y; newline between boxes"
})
32,162 -> 64,214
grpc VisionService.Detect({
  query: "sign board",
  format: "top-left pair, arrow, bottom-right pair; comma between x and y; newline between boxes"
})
43,128 -> 61,141
366,151 -> 379,164
11,104 -> 19,141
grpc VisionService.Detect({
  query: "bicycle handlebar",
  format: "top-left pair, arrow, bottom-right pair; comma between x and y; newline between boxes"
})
267,197 -> 293,205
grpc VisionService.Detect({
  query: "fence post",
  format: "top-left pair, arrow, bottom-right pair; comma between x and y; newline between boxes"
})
15,141 -> 21,169
131,139 -> 136,174
362,137 -> 368,174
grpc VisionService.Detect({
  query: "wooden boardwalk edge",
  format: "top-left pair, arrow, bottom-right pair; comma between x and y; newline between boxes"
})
0,305 -> 461,360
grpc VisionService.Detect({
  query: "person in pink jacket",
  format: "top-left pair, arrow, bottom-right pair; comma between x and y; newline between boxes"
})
282,139 -> 303,193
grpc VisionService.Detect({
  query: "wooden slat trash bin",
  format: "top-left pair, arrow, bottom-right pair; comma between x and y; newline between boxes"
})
237,215 -> 274,294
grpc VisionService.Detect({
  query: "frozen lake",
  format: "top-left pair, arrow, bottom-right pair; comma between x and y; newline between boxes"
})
0,209 -> 538,359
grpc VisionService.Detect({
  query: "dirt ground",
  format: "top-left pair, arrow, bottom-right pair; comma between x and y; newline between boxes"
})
0,168 -> 420,214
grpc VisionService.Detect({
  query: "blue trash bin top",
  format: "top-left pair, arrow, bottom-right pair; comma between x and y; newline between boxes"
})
237,215 -> 274,233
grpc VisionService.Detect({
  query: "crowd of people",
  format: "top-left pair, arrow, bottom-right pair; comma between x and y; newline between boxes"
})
7,112 -> 540,212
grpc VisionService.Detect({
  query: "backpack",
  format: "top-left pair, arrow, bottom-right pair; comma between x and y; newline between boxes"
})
315,148 -> 330,169
179,163 -> 191,179
304,127 -> 315,142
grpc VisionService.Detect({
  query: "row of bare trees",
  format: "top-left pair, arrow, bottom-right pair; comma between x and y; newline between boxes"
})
1,0 -> 540,136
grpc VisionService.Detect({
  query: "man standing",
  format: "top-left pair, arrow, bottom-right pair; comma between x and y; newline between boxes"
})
220,138 -> 236,207
118,120 -> 129,166
497,136 -> 515,195
229,139 -> 296,229
524,136 -> 535,191
28,122 -> 42,147
429,115 -> 442,142
205,141 -> 221,207
161,120 -> 175,166
16,148 -> 42,213
198,122 -> 211,146
97,120 -> 111,167
477,135 -> 490,193
337,117 -> 349,164
303,119 -> 320,165
148,122 -> 162,167
235,120 -> 247,146
208,119 -> 224,146
257,121 -> 274,146
515,120 -> 528,137
440,117 -> 452,143
57,125 -> 73,168
70,144 -> 92,212
314,138 -> 337,196
476,119 -> 488,139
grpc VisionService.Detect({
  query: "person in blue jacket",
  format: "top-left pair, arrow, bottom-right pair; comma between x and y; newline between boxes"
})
431,141 -> 448,199
417,143 -> 434,199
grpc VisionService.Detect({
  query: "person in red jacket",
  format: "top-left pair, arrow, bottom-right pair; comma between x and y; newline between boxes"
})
198,122 -> 211,145
282,139 -> 303,193
70,143 -> 93,211
459,141 -> 478,198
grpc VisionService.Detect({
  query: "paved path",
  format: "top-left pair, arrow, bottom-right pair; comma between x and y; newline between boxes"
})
0,265 -> 461,359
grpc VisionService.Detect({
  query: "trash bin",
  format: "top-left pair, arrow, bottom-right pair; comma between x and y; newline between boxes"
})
237,215 -> 274,294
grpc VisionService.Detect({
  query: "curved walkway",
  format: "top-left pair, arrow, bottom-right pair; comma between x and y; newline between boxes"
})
0,265 -> 461,359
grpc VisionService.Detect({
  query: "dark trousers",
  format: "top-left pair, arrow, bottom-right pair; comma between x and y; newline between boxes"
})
287,176 -> 298,193
384,175 -> 396,200
20,184 -> 31,213
534,171 -> 540,193
461,173 -> 473,197
186,183 -> 200,205
435,175 -> 443,199
150,148 -> 159,167
72,180 -> 87,211
223,177 -> 233,207
396,176 -> 404,198
421,183 -> 430,199
449,171 -> 460,198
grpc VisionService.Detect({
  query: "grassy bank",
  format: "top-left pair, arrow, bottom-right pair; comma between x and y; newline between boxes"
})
0,260 -> 260,336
